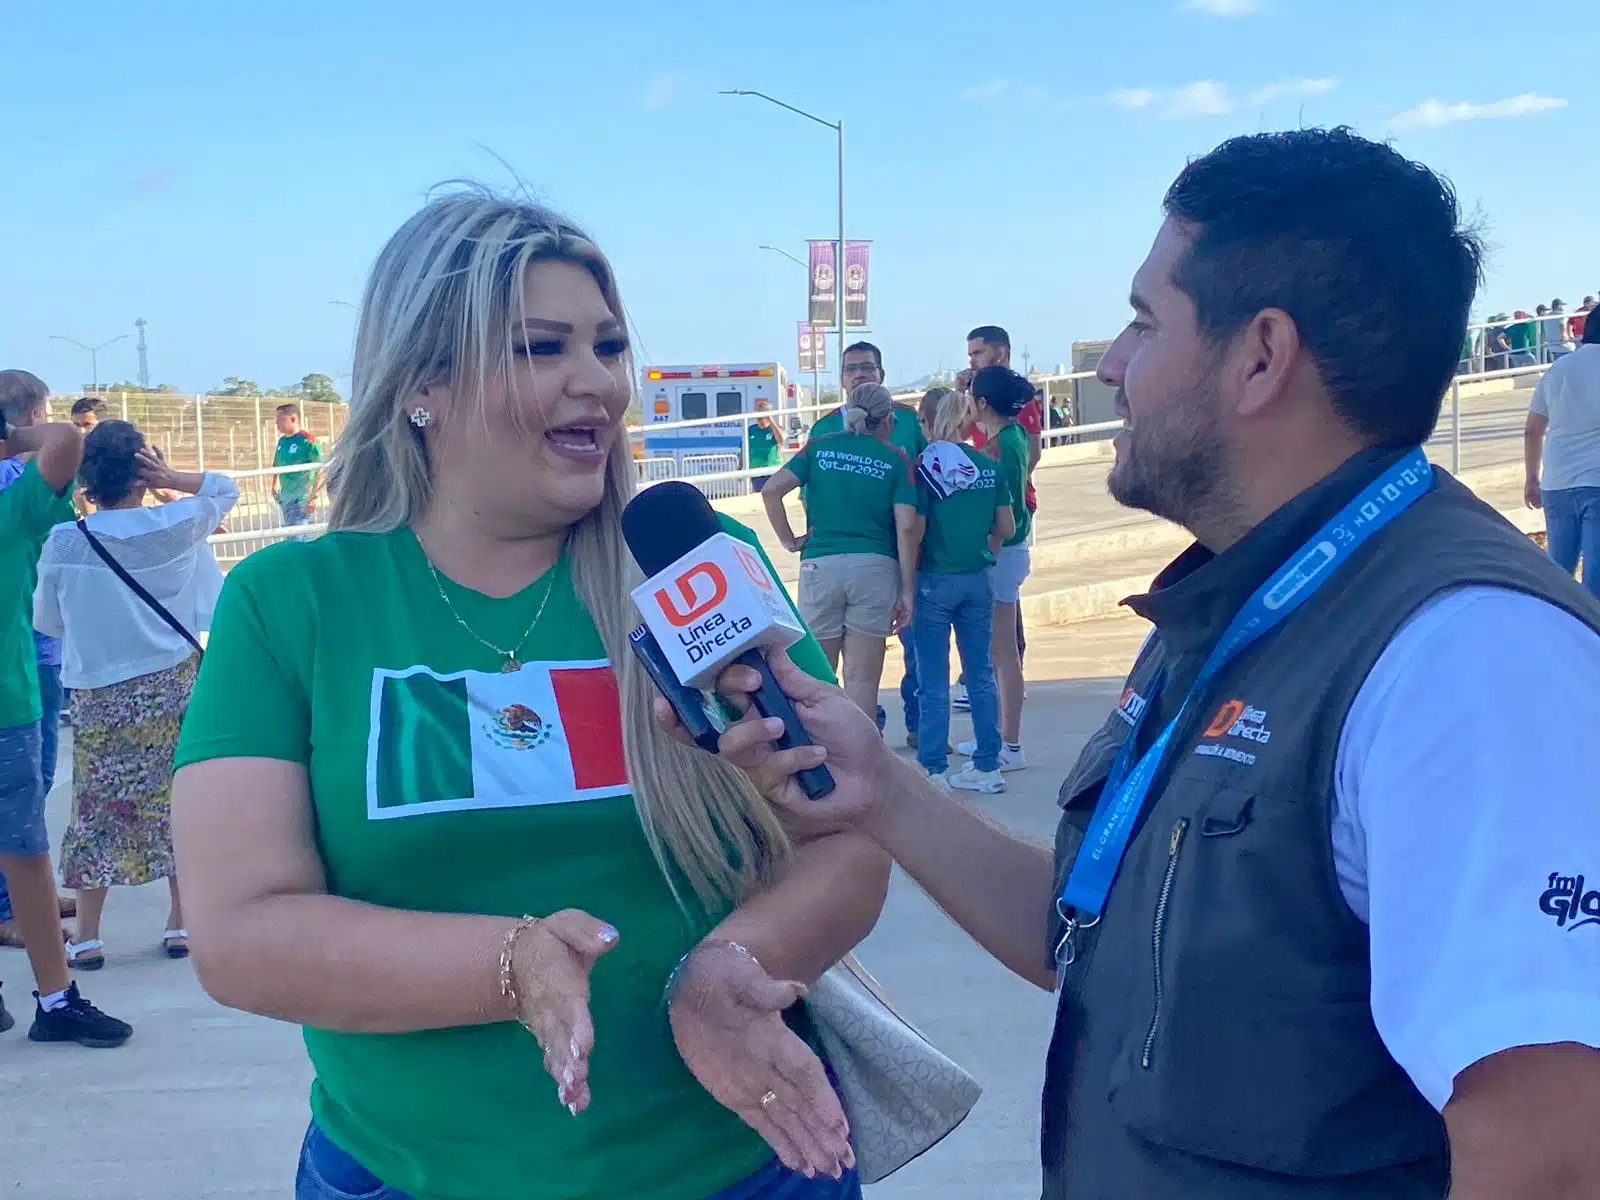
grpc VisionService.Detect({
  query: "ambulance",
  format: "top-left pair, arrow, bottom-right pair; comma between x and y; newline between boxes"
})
637,362 -> 800,469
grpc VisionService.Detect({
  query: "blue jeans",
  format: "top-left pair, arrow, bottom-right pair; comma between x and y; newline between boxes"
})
38,662 -> 62,798
279,497 -> 311,527
294,1122 -> 863,1200
898,626 -> 919,730
913,570 -> 1000,775
1543,486 -> 1600,598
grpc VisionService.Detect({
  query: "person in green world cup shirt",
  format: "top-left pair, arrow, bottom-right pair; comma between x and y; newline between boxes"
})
171,195 -> 886,1200
271,402 -> 323,527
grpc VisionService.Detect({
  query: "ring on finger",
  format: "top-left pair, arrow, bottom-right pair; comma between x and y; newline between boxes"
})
760,1090 -> 778,1109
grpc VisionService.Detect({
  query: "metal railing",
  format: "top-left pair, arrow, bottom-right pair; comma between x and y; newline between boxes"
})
44,392 -> 347,472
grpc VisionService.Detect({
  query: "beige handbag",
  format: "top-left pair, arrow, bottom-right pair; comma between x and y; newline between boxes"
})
806,954 -> 983,1184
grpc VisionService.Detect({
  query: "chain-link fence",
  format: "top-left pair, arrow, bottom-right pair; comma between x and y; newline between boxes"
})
45,392 -> 347,472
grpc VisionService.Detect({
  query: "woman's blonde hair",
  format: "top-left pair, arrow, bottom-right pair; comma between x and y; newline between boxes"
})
920,385 -> 971,445
328,188 -> 788,915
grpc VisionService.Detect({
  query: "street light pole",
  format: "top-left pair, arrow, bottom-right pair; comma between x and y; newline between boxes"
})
721,90 -> 846,403
758,245 -> 821,407
50,333 -> 131,392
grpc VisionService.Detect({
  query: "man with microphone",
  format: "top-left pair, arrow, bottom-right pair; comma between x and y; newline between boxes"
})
666,128 -> 1600,1197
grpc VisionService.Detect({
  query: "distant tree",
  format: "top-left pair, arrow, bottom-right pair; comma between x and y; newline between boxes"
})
267,373 -> 344,405
296,373 -> 343,405
103,381 -> 178,394
216,377 -> 263,396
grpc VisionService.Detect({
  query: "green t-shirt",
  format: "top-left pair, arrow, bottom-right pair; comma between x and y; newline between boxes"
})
273,432 -> 322,503
917,444 -> 1011,575
0,463 -> 74,728
1507,319 -> 1537,353
995,421 -> 1032,547
746,420 -> 781,470
808,404 -> 926,461
174,515 -> 833,1200
786,433 -> 916,561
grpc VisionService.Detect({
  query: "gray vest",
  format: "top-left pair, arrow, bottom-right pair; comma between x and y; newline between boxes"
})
1042,449 -> 1600,1198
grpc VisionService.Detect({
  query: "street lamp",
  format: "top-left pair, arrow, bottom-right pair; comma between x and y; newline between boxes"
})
721,89 -> 846,399
50,333 -> 131,392
758,245 -> 822,406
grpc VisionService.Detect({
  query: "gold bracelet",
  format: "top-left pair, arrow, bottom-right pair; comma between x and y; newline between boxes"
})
498,915 -> 540,1025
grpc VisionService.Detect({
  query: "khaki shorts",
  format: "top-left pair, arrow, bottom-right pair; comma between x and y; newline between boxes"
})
798,553 -> 900,640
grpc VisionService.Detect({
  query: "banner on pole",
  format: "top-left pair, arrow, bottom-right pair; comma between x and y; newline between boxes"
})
844,240 -> 871,327
808,241 -> 838,329
797,322 -> 827,374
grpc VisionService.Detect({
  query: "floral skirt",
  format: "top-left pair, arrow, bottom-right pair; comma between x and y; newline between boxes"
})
60,656 -> 197,890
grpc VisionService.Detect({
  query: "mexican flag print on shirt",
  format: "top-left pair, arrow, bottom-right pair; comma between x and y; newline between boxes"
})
365,659 -> 631,819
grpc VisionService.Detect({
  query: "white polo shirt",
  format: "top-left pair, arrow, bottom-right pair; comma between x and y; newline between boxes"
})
1332,585 -> 1600,1109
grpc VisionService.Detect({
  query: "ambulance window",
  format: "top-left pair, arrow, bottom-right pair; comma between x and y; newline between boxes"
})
715,391 -> 743,417
681,391 -> 707,420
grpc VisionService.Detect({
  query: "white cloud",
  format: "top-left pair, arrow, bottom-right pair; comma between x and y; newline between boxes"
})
1107,88 -> 1157,111
1107,76 -> 1337,120
962,78 -> 1010,102
1387,92 -> 1568,132
1108,81 -> 1232,119
1248,77 -> 1337,105
1184,0 -> 1261,15
642,72 -> 683,111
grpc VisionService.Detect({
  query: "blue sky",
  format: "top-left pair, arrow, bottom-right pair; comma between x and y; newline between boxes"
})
1,0 -> 1592,395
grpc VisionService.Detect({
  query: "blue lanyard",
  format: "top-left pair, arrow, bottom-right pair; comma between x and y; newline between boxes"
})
1053,448 -> 1434,967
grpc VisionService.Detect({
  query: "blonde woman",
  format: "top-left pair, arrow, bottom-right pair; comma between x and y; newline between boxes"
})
909,388 -> 1012,793
171,191 -> 886,1200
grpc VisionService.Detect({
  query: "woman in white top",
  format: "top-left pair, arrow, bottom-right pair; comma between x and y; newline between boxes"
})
33,420 -> 238,967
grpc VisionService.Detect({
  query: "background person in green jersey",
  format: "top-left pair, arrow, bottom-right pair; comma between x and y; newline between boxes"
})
272,402 -> 323,528
762,384 -> 921,719
171,192 -> 884,1200
909,387 -> 1011,795
803,342 -> 925,740
958,365 -> 1034,776
746,396 -> 782,492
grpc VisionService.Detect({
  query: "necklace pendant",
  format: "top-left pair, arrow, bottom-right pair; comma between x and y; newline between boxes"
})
502,654 -> 522,673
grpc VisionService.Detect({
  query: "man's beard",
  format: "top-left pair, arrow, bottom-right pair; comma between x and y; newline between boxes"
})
1106,376 -> 1237,537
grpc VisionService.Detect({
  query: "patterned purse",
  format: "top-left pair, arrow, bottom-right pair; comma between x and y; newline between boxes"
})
805,954 -> 983,1184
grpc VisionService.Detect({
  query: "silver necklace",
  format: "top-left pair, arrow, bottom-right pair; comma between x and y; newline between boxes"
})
424,556 -> 558,673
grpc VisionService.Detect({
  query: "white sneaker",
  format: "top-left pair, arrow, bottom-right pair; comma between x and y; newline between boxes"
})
951,686 -> 970,713
922,768 -> 953,791
956,741 -> 1028,772
947,764 -> 1006,794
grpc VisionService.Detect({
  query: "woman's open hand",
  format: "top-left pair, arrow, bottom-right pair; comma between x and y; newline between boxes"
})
508,910 -> 619,1116
669,940 -> 853,1179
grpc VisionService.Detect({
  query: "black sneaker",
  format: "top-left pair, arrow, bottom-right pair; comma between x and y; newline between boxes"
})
28,983 -> 132,1048
0,984 -> 14,1034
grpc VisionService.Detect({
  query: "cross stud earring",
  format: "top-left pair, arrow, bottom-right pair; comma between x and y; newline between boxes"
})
408,408 -> 432,428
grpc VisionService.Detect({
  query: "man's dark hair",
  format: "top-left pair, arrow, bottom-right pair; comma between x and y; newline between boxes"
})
1585,315 -> 1600,348
70,396 -> 105,418
276,402 -> 301,418
1162,127 -> 1483,447
966,325 -> 1011,349
0,369 -> 49,426
79,420 -> 147,507
842,341 -> 883,372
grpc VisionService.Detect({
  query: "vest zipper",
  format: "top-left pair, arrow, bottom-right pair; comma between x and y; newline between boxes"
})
1141,817 -> 1190,1070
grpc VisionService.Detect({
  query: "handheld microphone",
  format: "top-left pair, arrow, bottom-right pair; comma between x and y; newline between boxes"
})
628,623 -> 725,755
622,482 -> 835,799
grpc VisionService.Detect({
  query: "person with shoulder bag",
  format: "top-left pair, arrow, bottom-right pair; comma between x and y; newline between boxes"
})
33,421 -> 239,968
